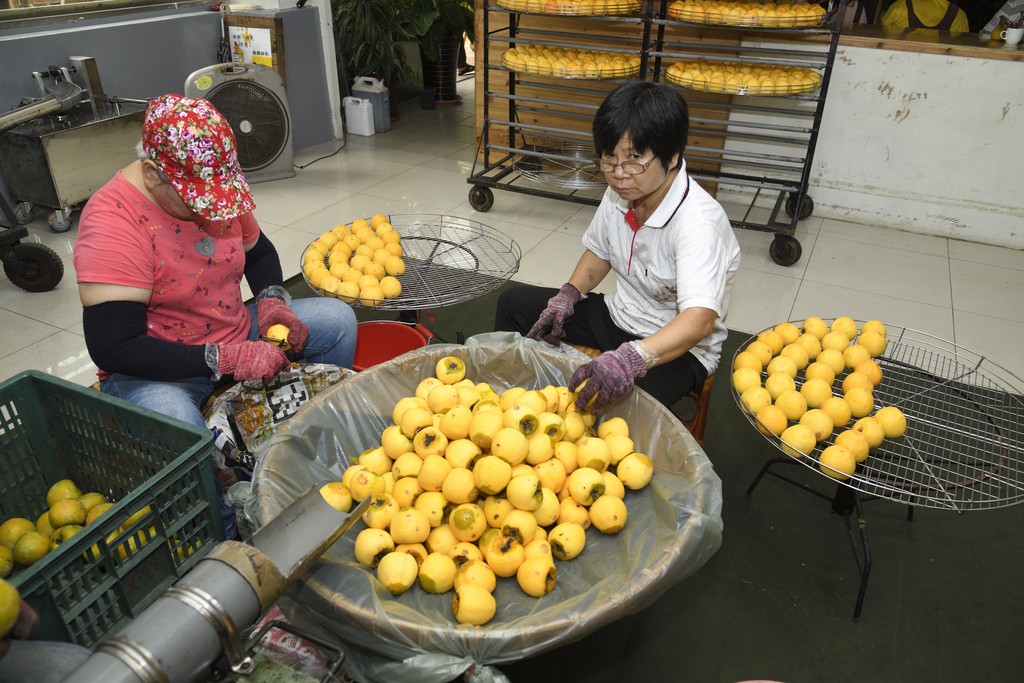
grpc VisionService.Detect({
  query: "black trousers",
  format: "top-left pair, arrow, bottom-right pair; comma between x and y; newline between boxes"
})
494,285 -> 707,408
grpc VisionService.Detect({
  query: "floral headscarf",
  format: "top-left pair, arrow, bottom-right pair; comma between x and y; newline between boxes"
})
142,94 -> 255,221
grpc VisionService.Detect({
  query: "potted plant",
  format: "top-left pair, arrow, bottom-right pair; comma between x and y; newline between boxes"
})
333,0 -> 418,87
405,0 -> 474,64
404,0 -> 475,106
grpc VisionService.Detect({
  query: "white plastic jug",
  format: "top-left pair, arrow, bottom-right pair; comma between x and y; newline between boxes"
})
351,77 -> 391,133
343,96 -> 375,137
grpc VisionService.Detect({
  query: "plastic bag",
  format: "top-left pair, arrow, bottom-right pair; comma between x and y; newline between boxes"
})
204,363 -> 352,472
252,332 -> 723,683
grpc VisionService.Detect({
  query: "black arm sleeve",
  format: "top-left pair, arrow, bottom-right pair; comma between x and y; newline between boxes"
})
82,301 -> 213,381
243,231 -> 284,296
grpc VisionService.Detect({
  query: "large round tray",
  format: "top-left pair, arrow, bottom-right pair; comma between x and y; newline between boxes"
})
301,214 -> 521,311
497,0 -> 642,15
666,0 -> 830,28
665,60 -> 821,96
732,321 -> 1024,511
501,47 -> 641,80
253,334 -> 722,678
513,143 -> 607,190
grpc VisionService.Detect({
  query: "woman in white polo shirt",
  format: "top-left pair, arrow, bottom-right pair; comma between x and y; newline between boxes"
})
495,81 -> 741,412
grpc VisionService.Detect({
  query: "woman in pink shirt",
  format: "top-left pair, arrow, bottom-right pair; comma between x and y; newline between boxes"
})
74,94 -> 357,537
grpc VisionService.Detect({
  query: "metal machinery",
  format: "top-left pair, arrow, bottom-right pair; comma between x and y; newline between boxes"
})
62,488 -> 370,683
467,0 -> 847,266
0,56 -> 147,233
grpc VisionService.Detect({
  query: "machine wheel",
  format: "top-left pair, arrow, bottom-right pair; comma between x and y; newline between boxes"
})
469,186 -> 494,212
49,209 -> 72,233
785,193 -> 814,221
769,235 -> 802,267
14,202 -> 33,225
3,242 -> 65,292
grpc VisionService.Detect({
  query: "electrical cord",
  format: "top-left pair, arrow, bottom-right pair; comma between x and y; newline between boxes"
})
292,137 -> 346,171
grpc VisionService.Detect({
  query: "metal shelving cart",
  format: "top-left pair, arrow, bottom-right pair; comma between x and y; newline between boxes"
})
468,0 -> 649,212
651,0 -> 846,265
468,0 -> 846,267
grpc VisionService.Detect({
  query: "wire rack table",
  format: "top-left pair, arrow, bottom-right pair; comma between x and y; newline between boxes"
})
302,213 -> 522,314
732,322 -> 1024,620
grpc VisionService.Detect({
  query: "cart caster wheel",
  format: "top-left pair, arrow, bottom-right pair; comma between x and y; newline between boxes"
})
49,209 -> 72,233
3,242 -> 65,292
14,202 -> 33,225
469,186 -> 494,212
785,194 -> 814,221
769,235 -> 802,267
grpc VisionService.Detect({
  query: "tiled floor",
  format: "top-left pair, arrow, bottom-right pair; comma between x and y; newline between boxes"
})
3,77 -> 1023,392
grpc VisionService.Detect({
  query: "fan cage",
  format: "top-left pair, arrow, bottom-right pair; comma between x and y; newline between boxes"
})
205,80 -> 290,171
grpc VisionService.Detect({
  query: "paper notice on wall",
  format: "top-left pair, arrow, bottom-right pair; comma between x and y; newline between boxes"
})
227,25 -> 274,68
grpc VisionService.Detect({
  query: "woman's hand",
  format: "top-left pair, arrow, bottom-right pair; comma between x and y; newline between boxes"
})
256,297 -> 308,354
527,283 -> 582,345
569,342 -> 649,412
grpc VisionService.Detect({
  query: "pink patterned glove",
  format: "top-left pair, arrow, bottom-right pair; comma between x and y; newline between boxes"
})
569,342 -> 649,412
257,297 -> 308,354
527,283 -> 582,346
218,341 -> 292,384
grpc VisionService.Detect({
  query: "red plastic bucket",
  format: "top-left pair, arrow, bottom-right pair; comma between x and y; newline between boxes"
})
352,321 -> 430,371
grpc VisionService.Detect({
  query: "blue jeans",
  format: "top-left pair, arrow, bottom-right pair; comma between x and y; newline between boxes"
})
102,297 -> 357,428
100,297 -> 357,536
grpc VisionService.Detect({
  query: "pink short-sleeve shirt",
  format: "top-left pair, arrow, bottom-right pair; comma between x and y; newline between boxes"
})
74,171 -> 259,366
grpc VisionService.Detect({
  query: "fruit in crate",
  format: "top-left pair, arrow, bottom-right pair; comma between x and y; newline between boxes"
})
0,547 -> 13,579
13,531 -> 49,567
48,525 -> 83,552
0,518 -> 36,551
85,502 -> 114,525
501,45 -> 642,79
46,479 -> 82,507
0,578 -> 21,638
667,0 -> 827,27
336,358 -> 659,625
48,498 -> 86,529
303,214 -> 405,305
665,60 -> 822,96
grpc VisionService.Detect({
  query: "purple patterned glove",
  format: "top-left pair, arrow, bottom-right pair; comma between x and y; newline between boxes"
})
527,283 -> 582,346
569,342 -> 649,412
257,297 -> 308,354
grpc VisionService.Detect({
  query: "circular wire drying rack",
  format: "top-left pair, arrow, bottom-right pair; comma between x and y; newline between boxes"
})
301,213 -> 521,311
497,0 -> 643,15
666,3 -> 831,28
513,143 -> 607,190
732,321 -> 1024,511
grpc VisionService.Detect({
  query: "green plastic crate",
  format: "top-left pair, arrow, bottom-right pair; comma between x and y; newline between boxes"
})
0,370 -> 224,647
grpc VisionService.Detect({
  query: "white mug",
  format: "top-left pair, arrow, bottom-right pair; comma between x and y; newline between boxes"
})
1000,27 -> 1024,47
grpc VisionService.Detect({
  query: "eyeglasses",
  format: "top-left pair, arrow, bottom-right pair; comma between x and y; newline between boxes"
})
596,156 -> 657,175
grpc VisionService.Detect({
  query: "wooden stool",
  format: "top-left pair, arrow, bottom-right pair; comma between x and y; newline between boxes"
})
567,343 -> 715,444
673,373 -> 715,445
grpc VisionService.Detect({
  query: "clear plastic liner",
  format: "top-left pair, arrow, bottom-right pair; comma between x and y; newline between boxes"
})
253,332 -> 723,682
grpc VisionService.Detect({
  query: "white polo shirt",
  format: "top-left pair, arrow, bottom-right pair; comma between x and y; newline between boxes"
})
581,161 -> 741,375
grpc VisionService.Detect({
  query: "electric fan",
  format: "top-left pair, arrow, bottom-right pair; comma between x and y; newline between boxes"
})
184,63 -> 295,183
